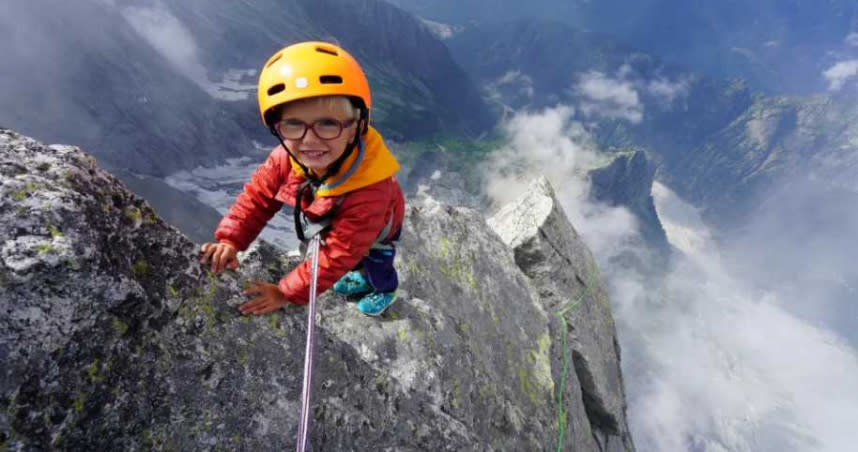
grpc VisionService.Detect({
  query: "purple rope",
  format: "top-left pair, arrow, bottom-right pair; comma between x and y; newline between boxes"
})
297,235 -> 321,452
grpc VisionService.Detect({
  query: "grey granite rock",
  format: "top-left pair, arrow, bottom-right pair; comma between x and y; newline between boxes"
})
403,150 -> 482,209
1,129 -> 632,450
489,176 -> 635,451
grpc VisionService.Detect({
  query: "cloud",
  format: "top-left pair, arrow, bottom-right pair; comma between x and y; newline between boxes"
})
574,70 -> 644,123
623,183 -> 858,452
845,33 -> 858,47
484,70 -> 536,116
419,18 -> 462,40
496,70 -> 535,99
823,60 -> 858,91
483,104 -> 639,267
121,4 -> 202,78
483,106 -> 858,451
120,3 -> 253,101
647,77 -> 691,106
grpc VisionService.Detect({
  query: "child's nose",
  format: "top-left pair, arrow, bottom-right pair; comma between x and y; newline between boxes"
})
303,127 -> 325,144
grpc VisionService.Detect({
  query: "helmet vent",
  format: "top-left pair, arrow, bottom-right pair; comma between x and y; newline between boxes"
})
319,75 -> 343,84
315,46 -> 338,56
266,53 -> 283,67
267,83 -> 285,96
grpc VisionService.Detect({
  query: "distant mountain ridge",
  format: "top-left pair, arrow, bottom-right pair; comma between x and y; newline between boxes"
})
445,18 -> 858,229
0,0 -> 494,177
386,0 -> 858,94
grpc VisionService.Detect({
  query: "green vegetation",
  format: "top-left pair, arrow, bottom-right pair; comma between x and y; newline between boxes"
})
131,259 -> 148,278
12,181 -> 37,201
47,224 -> 62,238
86,359 -> 106,384
111,318 -> 129,336
124,206 -> 142,225
72,391 -> 86,413
435,236 -> 478,292
35,242 -> 55,255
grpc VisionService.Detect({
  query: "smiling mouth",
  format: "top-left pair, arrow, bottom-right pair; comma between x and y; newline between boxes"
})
300,150 -> 328,158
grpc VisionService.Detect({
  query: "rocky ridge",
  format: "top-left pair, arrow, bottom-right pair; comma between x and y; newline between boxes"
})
1,129 -> 633,451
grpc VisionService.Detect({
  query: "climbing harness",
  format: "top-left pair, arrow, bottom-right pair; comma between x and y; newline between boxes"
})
296,234 -> 321,452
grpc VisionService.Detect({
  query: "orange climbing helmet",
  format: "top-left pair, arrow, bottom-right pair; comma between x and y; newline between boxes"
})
257,41 -> 372,134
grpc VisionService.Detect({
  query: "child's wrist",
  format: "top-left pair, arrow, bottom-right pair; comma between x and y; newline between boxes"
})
219,239 -> 239,250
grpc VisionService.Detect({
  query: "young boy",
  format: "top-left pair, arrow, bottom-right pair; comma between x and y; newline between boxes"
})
199,41 -> 405,316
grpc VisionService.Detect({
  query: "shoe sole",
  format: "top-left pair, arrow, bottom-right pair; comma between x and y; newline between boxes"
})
334,288 -> 372,296
358,295 -> 398,317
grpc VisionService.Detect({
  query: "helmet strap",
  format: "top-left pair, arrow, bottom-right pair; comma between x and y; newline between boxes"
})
316,131 -> 361,184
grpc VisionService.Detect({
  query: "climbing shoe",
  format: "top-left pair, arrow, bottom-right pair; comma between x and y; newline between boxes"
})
356,292 -> 397,317
333,271 -> 372,296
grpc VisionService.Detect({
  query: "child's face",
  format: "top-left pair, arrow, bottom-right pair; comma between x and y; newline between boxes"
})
276,98 -> 359,175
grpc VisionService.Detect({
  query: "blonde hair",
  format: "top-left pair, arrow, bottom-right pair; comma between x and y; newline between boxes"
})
278,96 -> 359,121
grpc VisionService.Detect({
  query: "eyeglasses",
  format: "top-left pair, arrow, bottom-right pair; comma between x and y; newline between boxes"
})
275,117 -> 356,140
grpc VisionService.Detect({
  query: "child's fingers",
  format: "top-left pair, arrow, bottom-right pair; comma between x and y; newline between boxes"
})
199,243 -> 215,262
241,280 -> 264,296
255,303 -> 280,315
212,246 -> 230,272
239,296 -> 266,315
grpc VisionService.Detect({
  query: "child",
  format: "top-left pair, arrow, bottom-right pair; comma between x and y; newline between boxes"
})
199,41 -> 405,316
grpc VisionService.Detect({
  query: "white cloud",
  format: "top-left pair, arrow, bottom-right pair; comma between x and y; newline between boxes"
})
647,77 -> 691,105
823,60 -> 858,91
574,70 -> 644,123
121,4 -> 201,76
484,70 -> 535,116
484,106 -> 858,451
620,183 -> 858,452
845,33 -> 858,47
419,18 -> 462,40
483,105 -> 637,260
121,3 -> 251,101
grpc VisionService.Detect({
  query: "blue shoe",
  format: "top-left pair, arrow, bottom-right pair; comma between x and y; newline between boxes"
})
333,271 -> 372,295
357,292 -> 397,316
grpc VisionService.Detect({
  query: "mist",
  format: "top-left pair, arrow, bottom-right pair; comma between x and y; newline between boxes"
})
484,106 -> 858,451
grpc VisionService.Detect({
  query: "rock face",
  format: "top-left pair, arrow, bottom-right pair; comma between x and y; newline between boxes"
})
402,150 -> 481,209
489,177 -> 635,452
589,151 -> 671,264
1,129 -> 632,450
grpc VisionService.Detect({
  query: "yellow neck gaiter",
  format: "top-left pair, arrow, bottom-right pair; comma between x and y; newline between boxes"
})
289,126 -> 400,197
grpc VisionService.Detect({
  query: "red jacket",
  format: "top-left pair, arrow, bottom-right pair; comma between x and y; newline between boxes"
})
214,127 -> 405,304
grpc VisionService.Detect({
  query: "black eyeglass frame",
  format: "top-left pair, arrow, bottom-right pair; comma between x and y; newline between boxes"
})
274,117 -> 357,140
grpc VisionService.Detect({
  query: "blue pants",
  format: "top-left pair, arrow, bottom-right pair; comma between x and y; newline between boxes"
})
355,228 -> 400,293
357,248 -> 398,293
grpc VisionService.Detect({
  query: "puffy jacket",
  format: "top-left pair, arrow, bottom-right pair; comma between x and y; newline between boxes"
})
214,126 -> 405,304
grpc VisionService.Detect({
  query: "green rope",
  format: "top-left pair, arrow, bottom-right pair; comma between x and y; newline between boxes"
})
554,300 -> 579,452
553,256 -> 603,451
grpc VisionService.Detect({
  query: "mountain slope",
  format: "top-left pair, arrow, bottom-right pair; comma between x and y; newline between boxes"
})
446,19 -> 858,228
386,0 -> 858,94
0,0 -> 494,177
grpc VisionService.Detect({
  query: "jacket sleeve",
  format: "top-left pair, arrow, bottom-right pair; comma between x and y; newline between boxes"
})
278,185 -> 390,304
214,150 -> 286,251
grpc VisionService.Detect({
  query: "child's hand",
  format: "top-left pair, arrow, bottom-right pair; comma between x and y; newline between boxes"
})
200,241 -> 238,273
240,280 -> 289,315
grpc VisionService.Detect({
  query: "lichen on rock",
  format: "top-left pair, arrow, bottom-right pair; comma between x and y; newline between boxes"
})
1,129 -> 634,450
